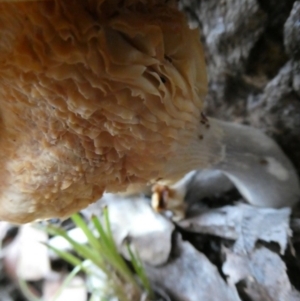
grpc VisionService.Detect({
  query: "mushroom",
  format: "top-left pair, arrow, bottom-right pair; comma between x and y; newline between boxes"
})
0,0 -> 299,223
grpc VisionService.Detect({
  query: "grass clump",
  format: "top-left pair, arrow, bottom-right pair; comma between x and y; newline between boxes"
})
45,207 -> 153,301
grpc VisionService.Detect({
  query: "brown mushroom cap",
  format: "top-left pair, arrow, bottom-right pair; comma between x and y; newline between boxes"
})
0,0 -> 207,223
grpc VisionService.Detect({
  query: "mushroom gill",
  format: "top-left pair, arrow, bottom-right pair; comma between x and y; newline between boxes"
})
0,0 -> 299,224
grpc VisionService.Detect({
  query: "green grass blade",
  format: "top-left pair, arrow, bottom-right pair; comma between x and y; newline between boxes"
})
127,245 -> 152,297
51,264 -> 83,301
45,226 -> 104,269
71,214 -> 102,251
103,207 -> 114,244
91,215 -> 139,288
91,215 -> 115,251
18,278 -> 42,301
45,243 -> 83,269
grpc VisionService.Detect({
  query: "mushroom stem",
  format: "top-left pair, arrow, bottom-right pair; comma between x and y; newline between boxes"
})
211,118 -> 300,207
161,118 -> 299,210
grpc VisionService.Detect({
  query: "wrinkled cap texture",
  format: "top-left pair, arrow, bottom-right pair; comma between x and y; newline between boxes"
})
0,0 -> 207,223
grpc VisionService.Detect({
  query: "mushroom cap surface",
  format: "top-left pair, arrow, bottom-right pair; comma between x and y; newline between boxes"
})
0,0 -> 207,223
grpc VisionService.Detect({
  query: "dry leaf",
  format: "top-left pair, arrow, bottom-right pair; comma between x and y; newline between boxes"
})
179,204 -> 291,254
83,194 -> 175,266
223,247 -> 299,301
146,234 -> 241,301
3,224 -> 50,281
43,274 -> 87,301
